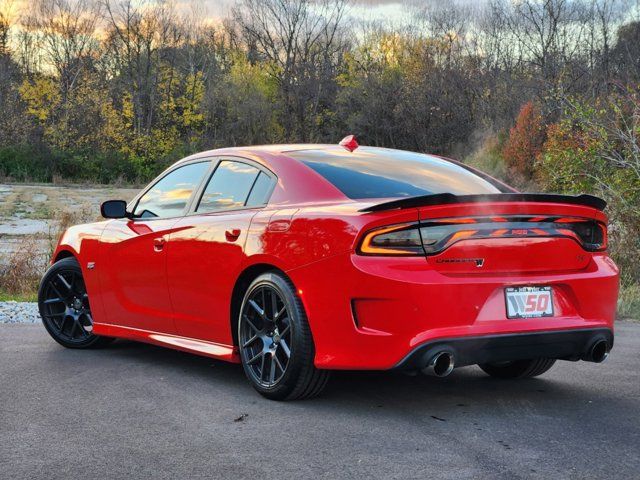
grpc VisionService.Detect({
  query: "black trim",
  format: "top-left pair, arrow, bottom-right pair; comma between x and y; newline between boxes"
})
192,157 -> 277,215
361,193 -> 607,213
394,328 -> 613,370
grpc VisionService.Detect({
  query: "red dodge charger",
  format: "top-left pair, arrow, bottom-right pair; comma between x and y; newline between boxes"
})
39,137 -> 619,400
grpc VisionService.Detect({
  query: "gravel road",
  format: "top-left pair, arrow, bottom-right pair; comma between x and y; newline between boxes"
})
1,321 -> 639,480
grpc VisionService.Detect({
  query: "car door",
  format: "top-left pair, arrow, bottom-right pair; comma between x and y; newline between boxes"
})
167,158 -> 276,344
97,160 -> 211,334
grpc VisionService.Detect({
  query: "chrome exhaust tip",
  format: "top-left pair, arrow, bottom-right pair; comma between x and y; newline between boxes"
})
583,339 -> 609,363
421,351 -> 455,377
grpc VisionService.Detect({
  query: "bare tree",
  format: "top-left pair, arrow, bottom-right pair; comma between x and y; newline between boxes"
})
103,0 -> 183,135
0,0 -> 15,57
27,0 -> 102,99
231,0 -> 348,141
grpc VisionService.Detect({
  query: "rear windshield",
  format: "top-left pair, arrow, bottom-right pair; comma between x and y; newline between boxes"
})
288,147 -> 503,199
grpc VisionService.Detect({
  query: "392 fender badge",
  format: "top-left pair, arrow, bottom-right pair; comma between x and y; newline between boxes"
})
87,262 -> 96,270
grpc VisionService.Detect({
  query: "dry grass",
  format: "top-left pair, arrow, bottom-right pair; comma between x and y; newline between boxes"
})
0,235 -> 47,296
0,206 -> 97,299
46,206 -> 97,259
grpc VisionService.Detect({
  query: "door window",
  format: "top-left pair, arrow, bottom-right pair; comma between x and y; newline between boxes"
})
197,161 -> 264,213
134,162 -> 210,219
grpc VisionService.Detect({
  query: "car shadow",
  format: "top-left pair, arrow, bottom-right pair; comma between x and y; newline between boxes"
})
91,337 -> 631,418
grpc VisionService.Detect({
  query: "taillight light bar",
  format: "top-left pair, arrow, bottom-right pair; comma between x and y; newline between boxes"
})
358,216 -> 608,256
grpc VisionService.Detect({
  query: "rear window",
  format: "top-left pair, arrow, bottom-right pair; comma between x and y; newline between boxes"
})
288,147 -> 502,199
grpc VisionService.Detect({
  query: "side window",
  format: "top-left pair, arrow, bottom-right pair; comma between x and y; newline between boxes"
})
246,172 -> 273,206
197,161 -> 261,213
134,162 -> 210,219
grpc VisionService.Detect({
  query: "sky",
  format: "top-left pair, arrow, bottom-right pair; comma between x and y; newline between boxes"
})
201,0 -> 430,24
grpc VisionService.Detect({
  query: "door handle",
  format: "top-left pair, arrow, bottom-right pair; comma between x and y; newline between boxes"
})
225,229 -> 241,242
153,237 -> 166,252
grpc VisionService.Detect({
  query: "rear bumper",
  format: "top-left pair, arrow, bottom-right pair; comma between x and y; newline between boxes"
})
287,252 -> 619,370
394,328 -> 613,370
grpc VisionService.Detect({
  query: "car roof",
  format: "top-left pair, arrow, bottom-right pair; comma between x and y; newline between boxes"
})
179,144 -> 343,159
172,143 -> 513,205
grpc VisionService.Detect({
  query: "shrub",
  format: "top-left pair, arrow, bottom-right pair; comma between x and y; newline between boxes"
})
0,145 -> 51,182
502,101 -> 547,187
538,89 -> 640,314
0,235 -> 45,296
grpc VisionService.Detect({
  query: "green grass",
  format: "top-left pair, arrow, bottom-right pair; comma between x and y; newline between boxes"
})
0,290 -> 38,302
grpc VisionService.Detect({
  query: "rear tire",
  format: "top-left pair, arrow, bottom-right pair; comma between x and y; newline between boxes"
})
479,358 -> 556,378
238,272 -> 330,400
38,257 -> 114,349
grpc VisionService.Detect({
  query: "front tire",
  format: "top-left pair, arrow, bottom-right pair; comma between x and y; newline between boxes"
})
238,272 -> 330,400
38,257 -> 113,349
479,358 -> 556,379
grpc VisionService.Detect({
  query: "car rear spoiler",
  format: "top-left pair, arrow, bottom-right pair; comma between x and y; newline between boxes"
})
359,193 -> 607,213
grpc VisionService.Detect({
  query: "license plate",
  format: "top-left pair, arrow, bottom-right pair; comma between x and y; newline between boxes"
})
505,286 -> 554,319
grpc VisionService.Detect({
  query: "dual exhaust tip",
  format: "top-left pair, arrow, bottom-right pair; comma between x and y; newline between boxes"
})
583,339 -> 609,363
421,351 -> 455,377
419,338 -> 609,377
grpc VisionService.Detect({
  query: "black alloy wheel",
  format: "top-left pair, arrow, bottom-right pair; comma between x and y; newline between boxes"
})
38,257 -> 113,348
238,272 -> 330,400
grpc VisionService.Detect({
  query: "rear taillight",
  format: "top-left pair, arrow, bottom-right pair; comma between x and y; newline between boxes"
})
358,216 -> 608,256
359,223 -> 423,255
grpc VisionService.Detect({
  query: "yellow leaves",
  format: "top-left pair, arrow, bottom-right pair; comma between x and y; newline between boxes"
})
229,55 -> 277,98
121,92 -> 134,130
18,77 -> 60,121
178,72 -> 205,129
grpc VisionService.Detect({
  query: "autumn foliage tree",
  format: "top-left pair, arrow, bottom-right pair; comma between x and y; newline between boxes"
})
501,101 -> 547,186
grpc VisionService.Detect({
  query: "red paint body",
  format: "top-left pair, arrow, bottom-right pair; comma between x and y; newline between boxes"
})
52,145 -> 619,369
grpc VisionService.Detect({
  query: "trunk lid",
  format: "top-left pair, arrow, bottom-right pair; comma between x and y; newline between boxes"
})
413,200 -> 606,274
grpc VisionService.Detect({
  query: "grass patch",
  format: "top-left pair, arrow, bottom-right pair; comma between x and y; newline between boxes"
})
0,290 -> 38,302
618,283 -> 640,320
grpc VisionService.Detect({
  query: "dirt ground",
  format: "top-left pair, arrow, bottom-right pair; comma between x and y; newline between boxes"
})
0,183 -> 138,264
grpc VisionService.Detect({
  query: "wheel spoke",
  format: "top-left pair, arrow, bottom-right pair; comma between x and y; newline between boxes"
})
279,339 -> 291,358
274,306 -> 286,320
242,334 -> 259,348
69,272 -> 77,293
49,281 -> 66,301
243,314 -> 260,334
248,351 -> 263,365
273,354 -> 284,373
75,320 -> 87,338
279,324 -> 290,337
270,290 -> 278,319
57,316 -> 68,332
259,353 -> 266,381
57,274 -> 74,294
44,297 -> 64,305
269,355 -> 276,384
69,319 -> 78,337
248,300 -> 265,319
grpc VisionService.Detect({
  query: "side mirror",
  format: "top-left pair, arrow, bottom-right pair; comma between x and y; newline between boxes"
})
101,200 -> 129,219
